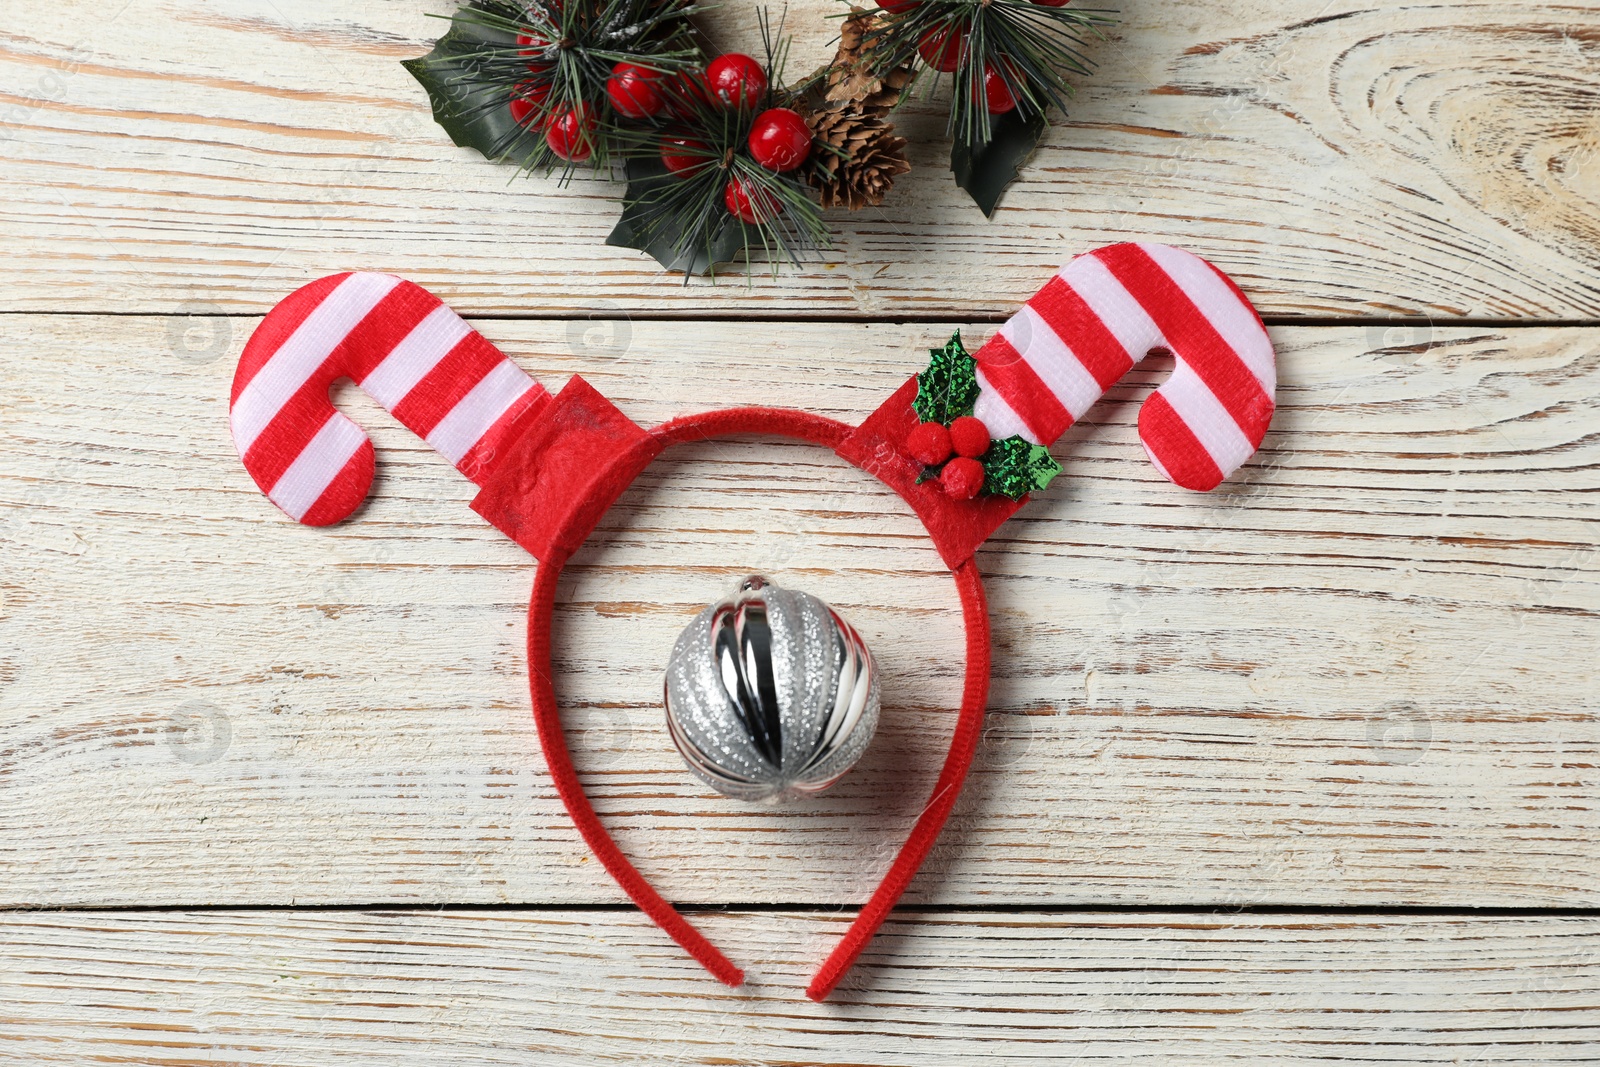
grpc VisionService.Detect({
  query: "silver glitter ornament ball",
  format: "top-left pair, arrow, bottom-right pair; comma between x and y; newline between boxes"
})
664,575 -> 881,802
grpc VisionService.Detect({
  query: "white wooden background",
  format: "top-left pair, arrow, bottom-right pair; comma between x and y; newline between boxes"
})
1,1 -> 1597,1063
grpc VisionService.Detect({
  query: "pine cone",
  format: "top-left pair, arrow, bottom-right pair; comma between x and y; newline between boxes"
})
806,107 -> 912,211
825,12 -> 913,114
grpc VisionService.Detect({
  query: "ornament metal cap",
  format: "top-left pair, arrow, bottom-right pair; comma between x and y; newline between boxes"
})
665,575 -> 880,802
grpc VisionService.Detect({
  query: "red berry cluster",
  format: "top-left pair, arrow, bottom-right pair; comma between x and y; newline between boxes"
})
508,26 -> 604,162
876,0 -> 1070,114
654,54 -> 813,224
908,415 -> 992,500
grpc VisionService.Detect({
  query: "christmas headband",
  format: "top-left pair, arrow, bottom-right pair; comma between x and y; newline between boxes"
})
230,241 -> 1276,999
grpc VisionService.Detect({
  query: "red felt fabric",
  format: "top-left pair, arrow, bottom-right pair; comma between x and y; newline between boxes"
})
526,549 -> 746,988
806,555 -> 990,1001
837,377 -> 1025,570
472,376 -> 664,561
507,403 -> 994,999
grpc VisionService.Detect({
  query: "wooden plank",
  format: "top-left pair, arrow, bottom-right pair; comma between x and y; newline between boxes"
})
2,909 -> 1598,1065
2,1 -> 1597,318
1,314 -> 1594,908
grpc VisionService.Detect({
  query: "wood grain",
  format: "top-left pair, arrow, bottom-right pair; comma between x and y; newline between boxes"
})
1,1 -> 1597,318
5,0 -> 1597,1052
1,313 -> 1594,908
2,908 -> 1598,1065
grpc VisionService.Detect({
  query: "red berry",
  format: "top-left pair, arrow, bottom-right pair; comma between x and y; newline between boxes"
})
983,60 -> 1020,114
723,176 -> 779,223
509,96 -> 541,127
607,62 -> 664,119
907,421 -> 954,466
747,108 -> 812,171
664,69 -> 711,117
517,31 -> 551,65
706,53 -> 768,110
949,416 -> 991,458
1031,0 -> 1070,6
509,77 -> 552,126
661,136 -> 710,177
918,27 -> 968,73
516,0 -> 564,56
941,457 -> 985,500
545,107 -> 595,162
875,0 -> 920,10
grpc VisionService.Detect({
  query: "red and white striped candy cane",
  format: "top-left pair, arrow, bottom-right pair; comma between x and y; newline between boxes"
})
230,272 -> 550,525
970,242 -> 1276,490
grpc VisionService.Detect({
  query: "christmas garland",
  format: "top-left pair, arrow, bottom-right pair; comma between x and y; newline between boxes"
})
405,0 -> 1113,276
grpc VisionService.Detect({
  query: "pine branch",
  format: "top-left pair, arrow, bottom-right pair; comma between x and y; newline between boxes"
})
412,0 -> 704,176
617,43 -> 831,278
857,0 -> 1114,147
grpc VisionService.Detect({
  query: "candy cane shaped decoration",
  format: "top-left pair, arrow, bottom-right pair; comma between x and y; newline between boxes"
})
230,271 -> 551,525
969,242 -> 1276,491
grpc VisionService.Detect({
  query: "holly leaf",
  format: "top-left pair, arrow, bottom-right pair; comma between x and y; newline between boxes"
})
606,157 -> 756,275
912,332 -> 979,425
950,110 -> 1049,218
981,435 -> 1062,501
401,2 -> 549,170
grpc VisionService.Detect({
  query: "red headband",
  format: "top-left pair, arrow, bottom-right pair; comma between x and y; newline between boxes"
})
230,243 -> 1276,999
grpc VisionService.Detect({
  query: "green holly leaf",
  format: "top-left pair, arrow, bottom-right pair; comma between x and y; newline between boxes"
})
401,2 -> 551,170
950,110 -> 1049,219
981,435 -> 1062,501
606,157 -> 756,276
912,333 -> 980,425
